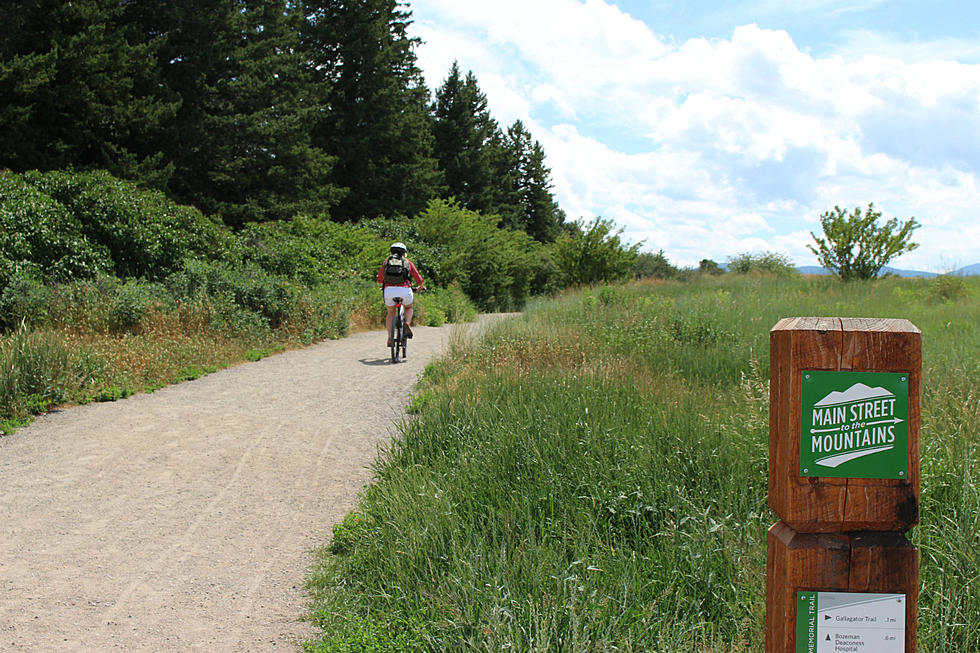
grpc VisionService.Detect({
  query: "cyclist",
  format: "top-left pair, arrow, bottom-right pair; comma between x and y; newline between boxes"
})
377,242 -> 425,347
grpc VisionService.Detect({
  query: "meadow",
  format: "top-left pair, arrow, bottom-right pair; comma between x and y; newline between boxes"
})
304,274 -> 979,652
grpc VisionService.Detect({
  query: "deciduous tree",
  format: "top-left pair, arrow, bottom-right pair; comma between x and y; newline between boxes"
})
808,204 -> 920,280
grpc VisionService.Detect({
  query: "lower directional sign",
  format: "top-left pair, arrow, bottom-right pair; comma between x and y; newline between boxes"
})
796,591 -> 905,653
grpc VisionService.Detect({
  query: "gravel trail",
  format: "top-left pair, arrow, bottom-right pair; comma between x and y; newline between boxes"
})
0,320 -> 492,652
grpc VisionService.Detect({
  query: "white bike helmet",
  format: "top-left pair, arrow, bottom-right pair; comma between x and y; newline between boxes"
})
390,241 -> 407,254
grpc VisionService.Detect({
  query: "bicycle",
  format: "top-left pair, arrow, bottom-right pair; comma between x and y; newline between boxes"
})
389,294 -> 408,363
386,286 -> 424,363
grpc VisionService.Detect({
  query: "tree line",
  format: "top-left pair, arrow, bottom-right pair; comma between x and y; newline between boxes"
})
0,0 -> 564,241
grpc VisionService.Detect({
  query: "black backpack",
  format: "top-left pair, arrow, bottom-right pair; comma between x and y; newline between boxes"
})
383,255 -> 410,285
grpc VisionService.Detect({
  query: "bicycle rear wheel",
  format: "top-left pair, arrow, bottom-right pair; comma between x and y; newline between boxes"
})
390,308 -> 403,363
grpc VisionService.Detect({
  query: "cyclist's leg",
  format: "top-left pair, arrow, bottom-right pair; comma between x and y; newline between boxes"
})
403,288 -> 415,337
385,305 -> 396,345
388,315 -> 398,363
404,304 -> 414,337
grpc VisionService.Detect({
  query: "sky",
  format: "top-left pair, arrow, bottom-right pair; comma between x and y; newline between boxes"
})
407,0 -> 980,272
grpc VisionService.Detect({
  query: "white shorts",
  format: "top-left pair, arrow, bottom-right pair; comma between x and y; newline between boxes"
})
383,286 -> 414,307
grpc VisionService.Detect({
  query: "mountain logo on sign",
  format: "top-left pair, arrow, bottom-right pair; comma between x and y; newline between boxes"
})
809,383 -> 903,468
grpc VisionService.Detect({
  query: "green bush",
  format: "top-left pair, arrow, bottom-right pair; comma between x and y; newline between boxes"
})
552,217 -> 640,286
238,215 -> 384,286
0,170 -> 112,290
43,276 -> 121,333
109,279 -> 173,332
22,170 -> 234,280
928,274 -> 968,303
808,203 -> 920,281
727,251 -> 798,277
0,270 -> 52,330
699,258 -> 724,275
632,249 -> 678,279
423,283 -> 478,324
413,199 -> 541,311
167,259 -> 299,329
299,279 -> 379,341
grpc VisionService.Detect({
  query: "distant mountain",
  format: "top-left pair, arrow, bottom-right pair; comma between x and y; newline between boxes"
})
794,265 -> 980,278
796,266 -> 832,275
728,263 -> 980,277
882,267 -> 939,278
953,263 -> 980,276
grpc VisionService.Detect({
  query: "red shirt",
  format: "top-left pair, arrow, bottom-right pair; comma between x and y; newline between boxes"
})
377,257 -> 424,288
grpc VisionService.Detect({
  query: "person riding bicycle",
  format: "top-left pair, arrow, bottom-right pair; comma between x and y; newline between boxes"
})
377,242 -> 425,347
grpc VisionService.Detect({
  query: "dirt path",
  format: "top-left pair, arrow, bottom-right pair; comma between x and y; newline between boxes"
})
0,319 -> 497,652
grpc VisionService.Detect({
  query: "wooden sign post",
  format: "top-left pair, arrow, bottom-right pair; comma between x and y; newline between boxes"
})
766,318 -> 920,653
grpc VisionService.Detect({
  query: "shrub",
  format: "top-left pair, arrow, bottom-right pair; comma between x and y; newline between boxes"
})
633,250 -> 678,279
0,270 -> 52,330
166,260 -> 300,330
0,170 -> 112,289
296,279 -> 380,341
808,203 -> 920,281
22,170 -> 234,280
238,215 -> 383,286
727,251 -> 798,277
553,217 -> 640,286
43,276 -> 121,333
432,283 -> 478,323
410,199 -> 541,311
699,259 -> 724,275
928,275 -> 968,303
109,279 -> 173,332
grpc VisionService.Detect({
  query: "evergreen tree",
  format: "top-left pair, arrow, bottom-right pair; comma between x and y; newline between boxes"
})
505,121 -> 565,242
302,0 -> 443,221
0,0 -> 177,184
483,126 -> 524,231
431,63 -> 566,238
124,0 -> 339,225
432,62 -> 499,214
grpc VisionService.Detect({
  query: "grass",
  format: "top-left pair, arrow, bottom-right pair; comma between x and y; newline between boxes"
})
304,274 -> 979,652
0,278 -> 479,433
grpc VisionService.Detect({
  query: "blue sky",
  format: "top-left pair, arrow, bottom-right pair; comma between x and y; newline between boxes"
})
408,0 -> 980,271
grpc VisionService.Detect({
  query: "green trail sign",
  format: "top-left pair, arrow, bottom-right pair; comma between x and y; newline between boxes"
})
800,371 -> 909,480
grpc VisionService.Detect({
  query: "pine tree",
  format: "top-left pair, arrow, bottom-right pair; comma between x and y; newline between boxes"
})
432,62 -> 499,213
124,0 -> 339,225
302,0 -> 443,221
505,121 -> 565,242
483,126 -> 524,231
0,0 -> 177,184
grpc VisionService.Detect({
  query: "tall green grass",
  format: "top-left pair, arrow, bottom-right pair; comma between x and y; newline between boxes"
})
305,275 -> 979,652
0,272 -> 478,433
0,326 -> 102,432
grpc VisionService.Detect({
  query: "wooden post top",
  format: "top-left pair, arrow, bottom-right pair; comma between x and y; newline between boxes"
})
769,317 -> 921,533
772,317 -> 921,333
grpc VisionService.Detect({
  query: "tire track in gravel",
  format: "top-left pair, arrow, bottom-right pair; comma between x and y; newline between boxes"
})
0,318 -> 502,652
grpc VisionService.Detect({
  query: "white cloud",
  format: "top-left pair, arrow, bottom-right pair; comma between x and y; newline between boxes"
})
410,1 -> 980,269
835,30 -> 980,65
